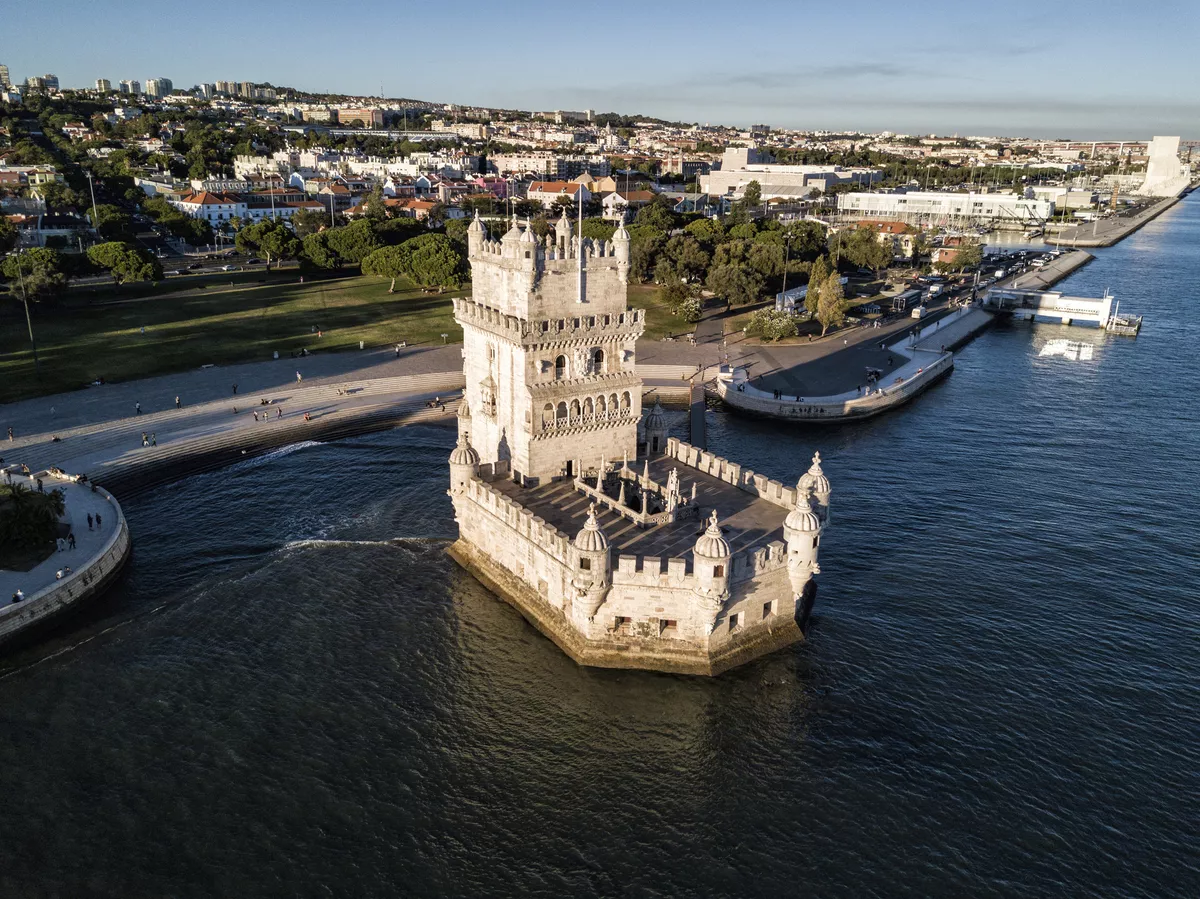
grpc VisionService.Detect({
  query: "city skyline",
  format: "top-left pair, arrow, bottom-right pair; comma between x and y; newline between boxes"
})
4,0 -> 1200,139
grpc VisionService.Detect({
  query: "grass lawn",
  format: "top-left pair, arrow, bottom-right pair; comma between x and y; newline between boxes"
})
1,274 -> 465,403
626,284 -> 691,340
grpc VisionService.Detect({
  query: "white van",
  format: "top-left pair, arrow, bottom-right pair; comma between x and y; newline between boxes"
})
911,305 -> 927,319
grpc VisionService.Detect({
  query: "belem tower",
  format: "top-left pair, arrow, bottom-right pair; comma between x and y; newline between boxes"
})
446,211 -> 832,675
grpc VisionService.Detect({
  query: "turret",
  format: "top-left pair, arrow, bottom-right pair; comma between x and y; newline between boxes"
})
612,220 -> 631,283
555,210 -> 573,251
467,210 -> 486,258
448,431 -> 480,495
797,451 -> 831,524
571,503 -> 611,621
501,214 -> 523,258
643,398 -> 668,455
693,510 -> 731,633
456,396 -> 471,440
783,484 -> 821,600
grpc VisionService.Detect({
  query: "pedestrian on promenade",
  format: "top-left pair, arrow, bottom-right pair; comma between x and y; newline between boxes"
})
135,402 -> 142,415
253,411 -> 259,422
151,433 -> 157,446
96,513 -> 102,529
142,432 -> 148,447
88,513 -> 94,530
6,427 -> 11,441
232,384 -> 238,395
276,407 -> 283,419
68,533 -> 76,550
304,412 -> 311,422
296,371 -> 303,383
57,538 -> 65,552
13,589 -> 24,603
36,478 -> 43,493
175,396 -> 181,409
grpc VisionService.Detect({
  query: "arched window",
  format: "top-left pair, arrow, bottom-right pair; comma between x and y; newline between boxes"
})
583,397 -> 594,418
556,402 -> 568,424
570,399 -> 581,420
597,395 -> 607,415
610,392 -> 619,412
542,403 -> 554,427
591,348 -> 605,374
620,391 -> 631,413
555,355 -> 567,380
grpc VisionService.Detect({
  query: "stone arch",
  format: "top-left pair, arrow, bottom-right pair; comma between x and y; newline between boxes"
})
542,403 -> 554,427
555,355 -> 567,380
570,399 -> 581,420
555,401 -> 568,424
583,397 -> 595,417
620,391 -> 631,413
609,392 -> 619,412
597,394 -> 608,415
591,347 -> 605,374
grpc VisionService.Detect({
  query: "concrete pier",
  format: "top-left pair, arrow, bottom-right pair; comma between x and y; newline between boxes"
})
1047,193 -> 1185,248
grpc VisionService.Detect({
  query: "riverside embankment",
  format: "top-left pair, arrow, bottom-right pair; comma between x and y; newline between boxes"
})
1047,192 -> 1188,248
0,472 -> 131,649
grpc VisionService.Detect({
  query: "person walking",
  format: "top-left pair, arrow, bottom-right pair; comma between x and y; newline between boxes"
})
151,433 -> 157,446
232,384 -> 238,395
276,407 -> 283,419
253,411 -> 259,422
6,426 -> 12,441
142,432 -> 148,447
68,533 -> 76,550
135,402 -> 142,415
95,513 -> 102,529
296,371 -> 303,383
36,478 -> 43,493
175,396 -> 181,409
87,513 -> 94,531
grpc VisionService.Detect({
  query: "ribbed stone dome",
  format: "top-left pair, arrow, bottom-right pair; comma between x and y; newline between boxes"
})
797,451 -> 831,496
468,210 -> 486,233
519,220 -> 538,243
643,399 -> 666,431
575,505 -> 609,553
457,398 -> 471,420
612,221 -> 630,241
448,434 -> 480,467
785,493 -> 821,533
694,510 -> 731,559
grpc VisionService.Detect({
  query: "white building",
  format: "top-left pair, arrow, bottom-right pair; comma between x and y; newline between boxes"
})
701,147 -> 881,199
119,80 -> 140,95
145,78 -> 173,98
95,78 -> 112,92
446,212 -> 831,675
838,190 -> 1053,225
170,191 -> 248,225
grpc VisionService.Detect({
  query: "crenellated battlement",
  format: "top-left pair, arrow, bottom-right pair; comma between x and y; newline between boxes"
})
664,437 -> 799,510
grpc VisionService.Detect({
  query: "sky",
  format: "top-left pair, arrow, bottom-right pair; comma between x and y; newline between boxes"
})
5,0 -> 1199,140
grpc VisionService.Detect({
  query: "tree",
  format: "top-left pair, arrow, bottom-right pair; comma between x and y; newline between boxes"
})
2,248 -> 68,299
580,218 -> 615,242
290,206 -> 328,238
88,204 -> 135,241
782,220 -> 829,261
806,255 -> 829,317
747,241 -> 785,280
86,242 -> 162,285
952,238 -> 983,272
397,233 -> 465,289
361,245 -> 408,292
628,226 -> 666,283
362,185 -> 390,225
443,217 -> 470,249
301,231 -> 339,269
324,220 -> 380,265
662,234 -> 709,282
817,271 -> 848,337
0,482 -> 66,551
706,263 -> 762,307
684,217 -> 724,249
746,308 -> 798,342
633,197 -> 676,232
35,181 -> 80,211
236,220 -> 300,270
742,180 -> 762,208
0,217 -> 17,255
164,216 -> 214,247
678,297 -> 703,323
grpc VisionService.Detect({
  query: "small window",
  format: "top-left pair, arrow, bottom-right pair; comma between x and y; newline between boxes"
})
554,355 -> 567,380
580,557 -> 591,570
728,613 -> 739,631
713,564 -> 724,578
615,616 -> 631,633
762,601 -> 772,619
660,619 -> 678,635
812,536 -> 819,548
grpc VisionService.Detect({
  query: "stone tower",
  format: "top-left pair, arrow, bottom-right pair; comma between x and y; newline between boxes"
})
454,213 -> 644,483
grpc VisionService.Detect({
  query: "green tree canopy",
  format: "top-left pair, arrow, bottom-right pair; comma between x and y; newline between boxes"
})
361,245 -> 408,292
323,219 -> 381,266
0,217 -> 16,255
806,255 -> 830,316
746,308 -> 798,342
88,204 -> 135,241
662,234 -> 710,282
395,233 -> 466,289
2,248 -> 68,299
86,241 -> 162,285
289,206 -> 329,238
817,271 -> 848,336
706,263 -> 762,307
683,217 -> 724,249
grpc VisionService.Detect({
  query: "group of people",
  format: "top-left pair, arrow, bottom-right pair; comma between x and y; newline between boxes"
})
141,432 -> 157,447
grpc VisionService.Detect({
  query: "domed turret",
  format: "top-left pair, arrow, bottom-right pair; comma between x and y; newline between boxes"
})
555,210 -> 573,249
643,398 -> 668,455
456,396 -> 471,438
694,509 -> 731,560
448,432 -> 480,494
520,218 -> 538,244
467,210 -> 486,257
574,504 -> 609,553
784,484 -> 822,600
572,503 -> 612,623
797,451 -> 831,523
612,220 -> 631,282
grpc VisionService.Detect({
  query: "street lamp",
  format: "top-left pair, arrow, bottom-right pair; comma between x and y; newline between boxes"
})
85,171 -> 99,236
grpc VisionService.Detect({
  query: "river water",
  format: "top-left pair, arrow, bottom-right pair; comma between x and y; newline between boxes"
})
2,196 -> 1198,898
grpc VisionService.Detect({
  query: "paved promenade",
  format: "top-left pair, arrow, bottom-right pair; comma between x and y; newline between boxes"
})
0,472 -> 120,611
1048,193 -> 1185,248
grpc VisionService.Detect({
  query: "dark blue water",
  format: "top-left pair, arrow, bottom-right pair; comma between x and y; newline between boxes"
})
2,196 -> 1199,898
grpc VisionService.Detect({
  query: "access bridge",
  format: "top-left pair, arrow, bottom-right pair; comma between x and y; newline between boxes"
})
982,287 -> 1114,327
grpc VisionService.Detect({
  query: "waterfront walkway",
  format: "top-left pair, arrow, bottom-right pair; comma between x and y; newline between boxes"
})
1048,193 -> 1186,248
0,472 -> 120,613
